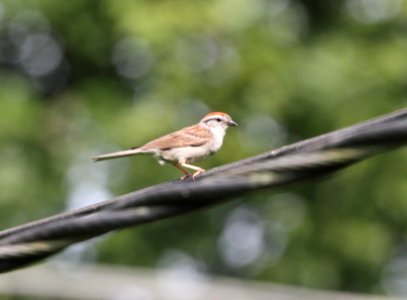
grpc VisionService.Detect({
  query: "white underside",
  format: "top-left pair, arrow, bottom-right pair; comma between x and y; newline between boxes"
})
159,145 -> 212,164
158,125 -> 226,164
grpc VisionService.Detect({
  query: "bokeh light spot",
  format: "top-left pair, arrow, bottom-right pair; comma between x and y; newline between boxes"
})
18,32 -> 63,77
112,37 -> 154,80
346,0 -> 402,23
219,206 -> 265,268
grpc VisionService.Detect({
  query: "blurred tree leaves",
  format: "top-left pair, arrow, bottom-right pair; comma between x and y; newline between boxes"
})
0,0 -> 407,295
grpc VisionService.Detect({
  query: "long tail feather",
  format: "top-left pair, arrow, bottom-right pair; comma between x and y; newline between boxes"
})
92,149 -> 144,162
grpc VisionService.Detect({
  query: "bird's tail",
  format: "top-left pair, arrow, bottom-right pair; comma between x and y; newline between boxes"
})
92,148 -> 145,162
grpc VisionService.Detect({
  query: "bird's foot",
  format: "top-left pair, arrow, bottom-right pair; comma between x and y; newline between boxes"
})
191,168 -> 205,181
180,174 -> 191,180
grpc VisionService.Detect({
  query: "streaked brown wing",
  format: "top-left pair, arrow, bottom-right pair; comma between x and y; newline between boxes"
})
141,124 -> 212,150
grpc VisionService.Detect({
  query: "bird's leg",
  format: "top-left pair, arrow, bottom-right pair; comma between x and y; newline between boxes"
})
181,163 -> 205,180
172,163 -> 191,180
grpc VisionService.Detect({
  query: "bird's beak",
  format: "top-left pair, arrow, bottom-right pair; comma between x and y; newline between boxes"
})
227,119 -> 238,127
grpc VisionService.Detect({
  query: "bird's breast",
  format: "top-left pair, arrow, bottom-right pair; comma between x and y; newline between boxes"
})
208,127 -> 226,153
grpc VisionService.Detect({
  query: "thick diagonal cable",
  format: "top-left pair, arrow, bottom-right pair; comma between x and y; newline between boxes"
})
0,109 -> 407,273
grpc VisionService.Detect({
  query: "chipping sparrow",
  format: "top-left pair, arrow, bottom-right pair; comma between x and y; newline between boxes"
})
93,112 -> 237,179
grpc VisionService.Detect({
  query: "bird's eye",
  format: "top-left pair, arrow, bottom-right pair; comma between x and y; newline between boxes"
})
216,118 -> 221,122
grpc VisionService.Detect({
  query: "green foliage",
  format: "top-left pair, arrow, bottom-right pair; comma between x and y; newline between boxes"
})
0,0 -> 407,295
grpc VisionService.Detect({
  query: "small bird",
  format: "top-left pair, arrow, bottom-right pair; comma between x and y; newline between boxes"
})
93,112 -> 237,180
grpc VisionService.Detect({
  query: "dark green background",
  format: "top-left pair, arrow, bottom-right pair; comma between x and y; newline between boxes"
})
1,0 -> 407,296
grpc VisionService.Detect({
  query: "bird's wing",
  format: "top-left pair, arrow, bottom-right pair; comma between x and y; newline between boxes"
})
140,124 -> 212,150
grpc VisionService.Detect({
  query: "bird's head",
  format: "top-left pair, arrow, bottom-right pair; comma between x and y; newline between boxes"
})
200,112 -> 238,130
